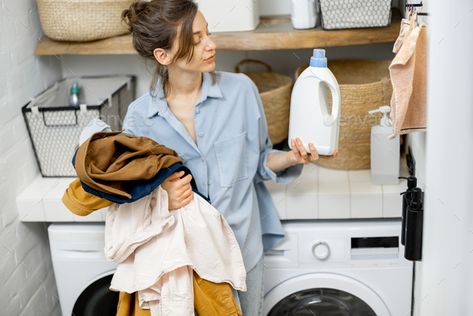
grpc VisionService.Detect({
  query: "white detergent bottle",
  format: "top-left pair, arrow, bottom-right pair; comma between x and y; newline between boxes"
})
368,105 -> 400,185
288,49 -> 341,155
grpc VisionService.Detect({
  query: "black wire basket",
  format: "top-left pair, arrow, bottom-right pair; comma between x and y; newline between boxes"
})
22,75 -> 135,177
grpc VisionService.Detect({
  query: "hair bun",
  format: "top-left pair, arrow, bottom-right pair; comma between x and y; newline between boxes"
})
122,1 -> 149,32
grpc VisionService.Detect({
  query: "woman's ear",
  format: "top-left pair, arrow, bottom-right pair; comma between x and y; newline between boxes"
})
153,48 -> 173,66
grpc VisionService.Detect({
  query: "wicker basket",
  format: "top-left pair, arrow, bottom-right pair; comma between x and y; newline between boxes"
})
37,0 -> 133,42
295,60 -> 392,170
236,59 -> 292,145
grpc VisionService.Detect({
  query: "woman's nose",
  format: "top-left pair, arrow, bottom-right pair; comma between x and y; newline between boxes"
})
204,35 -> 216,50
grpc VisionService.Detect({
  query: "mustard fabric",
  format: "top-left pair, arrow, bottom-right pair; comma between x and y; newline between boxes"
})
116,291 -> 149,316
193,272 -> 243,316
62,178 -> 112,216
115,272 -> 242,316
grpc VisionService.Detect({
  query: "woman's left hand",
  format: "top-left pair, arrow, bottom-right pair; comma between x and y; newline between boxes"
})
267,138 -> 339,173
288,138 -> 338,165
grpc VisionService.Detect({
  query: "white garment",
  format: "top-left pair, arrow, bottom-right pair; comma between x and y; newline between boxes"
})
145,266 -> 194,316
104,187 -> 247,315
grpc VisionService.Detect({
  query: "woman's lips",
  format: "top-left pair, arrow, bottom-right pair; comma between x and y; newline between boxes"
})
204,55 -> 216,63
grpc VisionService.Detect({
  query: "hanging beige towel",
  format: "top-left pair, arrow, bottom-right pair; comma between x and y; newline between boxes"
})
389,21 -> 428,137
392,13 -> 418,54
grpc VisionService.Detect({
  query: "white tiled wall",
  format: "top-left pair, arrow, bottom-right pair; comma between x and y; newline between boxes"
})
0,0 -> 62,315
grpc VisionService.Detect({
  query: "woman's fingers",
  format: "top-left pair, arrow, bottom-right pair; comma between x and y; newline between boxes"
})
168,186 -> 194,210
178,174 -> 193,185
166,171 -> 185,182
290,139 -> 337,165
308,143 -> 319,162
295,138 -> 309,160
179,193 -> 194,208
169,174 -> 192,191
290,139 -> 302,162
178,185 -> 193,200
163,172 -> 194,210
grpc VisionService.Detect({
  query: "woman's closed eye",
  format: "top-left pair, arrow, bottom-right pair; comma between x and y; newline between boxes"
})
194,31 -> 212,45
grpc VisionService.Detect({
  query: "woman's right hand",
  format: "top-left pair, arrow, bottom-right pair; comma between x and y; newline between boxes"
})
161,171 -> 194,210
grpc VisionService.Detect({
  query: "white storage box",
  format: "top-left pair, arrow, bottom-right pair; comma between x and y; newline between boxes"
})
196,0 -> 259,32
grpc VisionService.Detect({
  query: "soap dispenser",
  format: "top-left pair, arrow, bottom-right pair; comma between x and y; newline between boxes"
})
399,176 -> 417,246
368,105 -> 400,185
404,188 -> 424,261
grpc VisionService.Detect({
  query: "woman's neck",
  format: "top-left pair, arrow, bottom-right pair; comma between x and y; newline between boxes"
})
166,67 -> 202,99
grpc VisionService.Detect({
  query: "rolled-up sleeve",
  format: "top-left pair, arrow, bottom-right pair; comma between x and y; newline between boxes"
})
247,78 -> 303,184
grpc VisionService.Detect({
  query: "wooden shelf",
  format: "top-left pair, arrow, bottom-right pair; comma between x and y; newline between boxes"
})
36,14 -> 401,55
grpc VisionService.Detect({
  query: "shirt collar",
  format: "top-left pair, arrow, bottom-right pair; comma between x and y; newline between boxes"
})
147,72 -> 223,118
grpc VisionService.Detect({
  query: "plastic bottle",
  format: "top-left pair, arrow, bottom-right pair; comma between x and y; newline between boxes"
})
69,81 -> 80,107
291,0 -> 318,29
288,49 -> 341,155
368,105 -> 400,184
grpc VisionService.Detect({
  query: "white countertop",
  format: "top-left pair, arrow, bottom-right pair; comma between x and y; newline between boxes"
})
16,164 -> 406,222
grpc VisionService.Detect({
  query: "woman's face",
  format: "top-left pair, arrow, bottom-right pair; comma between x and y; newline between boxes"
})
171,10 -> 217,73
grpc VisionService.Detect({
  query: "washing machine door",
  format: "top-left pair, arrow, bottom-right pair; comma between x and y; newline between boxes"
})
264,273 -> 390,316
72,274 -> 118,316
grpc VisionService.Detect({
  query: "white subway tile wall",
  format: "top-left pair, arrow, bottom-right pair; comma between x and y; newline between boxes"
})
0,0 -> 62,314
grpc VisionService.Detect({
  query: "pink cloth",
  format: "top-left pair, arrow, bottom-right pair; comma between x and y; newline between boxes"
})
389,14 -> 428,137
104,187 -> 246,316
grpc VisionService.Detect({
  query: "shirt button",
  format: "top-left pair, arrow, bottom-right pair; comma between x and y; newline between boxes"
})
198,132 -> 204,137
196,108 -> 200,114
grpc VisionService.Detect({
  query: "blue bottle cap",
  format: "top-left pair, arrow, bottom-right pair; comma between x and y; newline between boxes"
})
310,49 -> 327,68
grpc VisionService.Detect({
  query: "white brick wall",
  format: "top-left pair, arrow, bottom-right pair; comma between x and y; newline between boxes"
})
1,0 -> 62,315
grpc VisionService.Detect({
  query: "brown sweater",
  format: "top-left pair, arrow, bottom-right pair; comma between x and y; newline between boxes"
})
75,132 -> 182,199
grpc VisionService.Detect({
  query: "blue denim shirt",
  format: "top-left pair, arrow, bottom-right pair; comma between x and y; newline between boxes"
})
123,71 -> 302,271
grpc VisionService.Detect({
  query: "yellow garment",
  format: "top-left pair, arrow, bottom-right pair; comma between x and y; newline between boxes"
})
62,178 -> 112,216
193,272 -> 242,316
116,291 -> 149,316
116,272 -> 242,316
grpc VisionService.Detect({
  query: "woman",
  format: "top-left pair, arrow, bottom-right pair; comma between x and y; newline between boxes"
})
121,0 -> 333,314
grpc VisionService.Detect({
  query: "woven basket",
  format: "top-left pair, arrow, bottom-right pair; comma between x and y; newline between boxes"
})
295,60 -> 392,170
37,0 -> 133,42
236,59 -> 292,145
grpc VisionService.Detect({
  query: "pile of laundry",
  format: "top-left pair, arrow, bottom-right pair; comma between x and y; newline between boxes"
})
62,120 -> 246,316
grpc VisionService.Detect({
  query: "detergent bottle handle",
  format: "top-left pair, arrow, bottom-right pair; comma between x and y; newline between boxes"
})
323,80 -> 340,126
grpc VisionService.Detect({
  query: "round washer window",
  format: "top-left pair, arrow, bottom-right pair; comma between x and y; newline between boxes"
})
268,288 -> 377,316
73,275 -> 118,316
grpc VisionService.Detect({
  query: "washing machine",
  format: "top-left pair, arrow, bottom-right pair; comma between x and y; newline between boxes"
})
263,219 -> 413,316
49,220 -> 412,316
48,223 -> 117,316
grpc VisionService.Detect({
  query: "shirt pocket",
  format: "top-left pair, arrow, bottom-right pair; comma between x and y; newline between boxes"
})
214,131 -> 249,187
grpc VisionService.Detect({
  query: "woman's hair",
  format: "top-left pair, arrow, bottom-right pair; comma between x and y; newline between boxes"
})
122,0 -> 198,97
